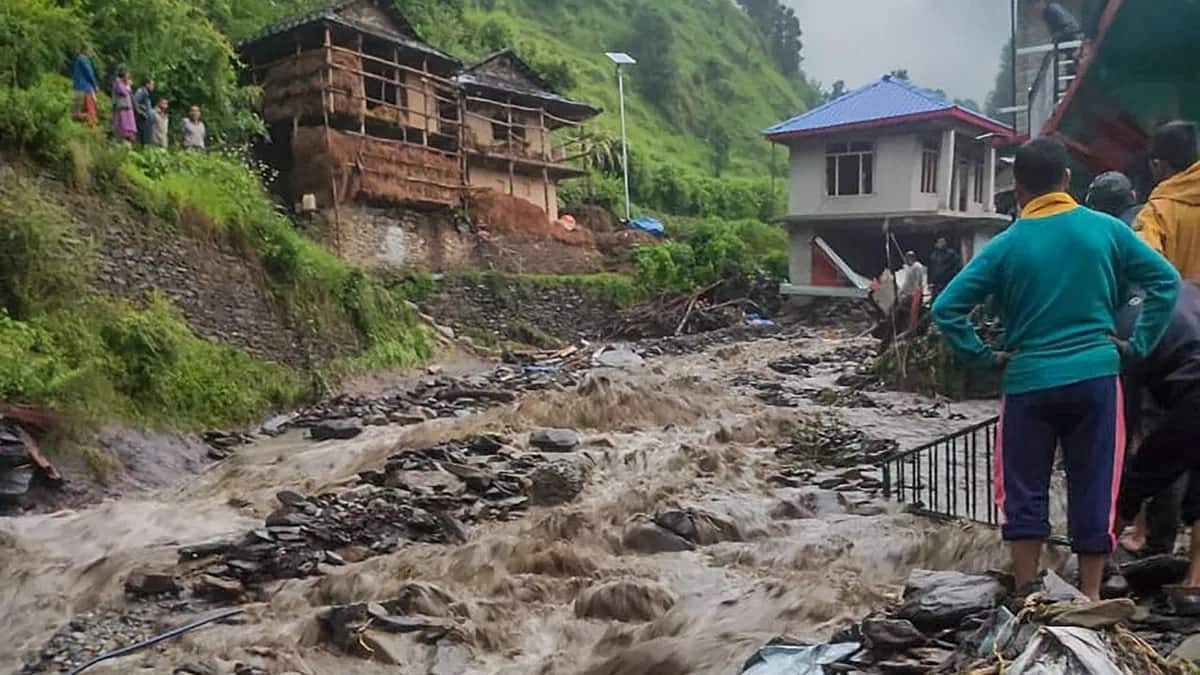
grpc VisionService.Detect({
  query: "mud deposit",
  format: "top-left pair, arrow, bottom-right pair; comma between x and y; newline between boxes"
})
3,334 -> 1011,675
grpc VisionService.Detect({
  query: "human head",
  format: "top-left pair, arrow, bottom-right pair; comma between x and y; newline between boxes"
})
904,250 -> 918,265
1013,137 -> 1071,206
144,78 -> 155,91
1150,121 -> 1199,182
935,236 -> 948,249
157,98 -> 169,112
116,64 -> 129,80
189,105 -> 201,121
1085,171 -> 1136,217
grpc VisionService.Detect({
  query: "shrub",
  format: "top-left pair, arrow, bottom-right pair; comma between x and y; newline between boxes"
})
0,76 -> 75,161
0,0 -> 85,89
0,174 -> 96,319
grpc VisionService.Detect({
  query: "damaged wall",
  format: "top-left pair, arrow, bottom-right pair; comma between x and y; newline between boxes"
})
468,165 -> 557,221
331,205 -> 475,271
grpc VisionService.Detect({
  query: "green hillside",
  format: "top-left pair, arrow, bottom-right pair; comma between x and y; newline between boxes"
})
0,0 -> 799,430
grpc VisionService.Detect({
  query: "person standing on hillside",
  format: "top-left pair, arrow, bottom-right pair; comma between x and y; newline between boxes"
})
932,137 -> 1181,601
111,67 -> 137,143
150,99 -> 170,148
181,105 -> 206,151
71,48 -> 99,126
1137,121 -> 1200,279
928,236 -> 962,301
132,78 -> 156,145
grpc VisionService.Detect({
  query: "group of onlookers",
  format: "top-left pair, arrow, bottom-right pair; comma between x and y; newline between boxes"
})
70,51 -> 206,150
930,120 -> 1200,604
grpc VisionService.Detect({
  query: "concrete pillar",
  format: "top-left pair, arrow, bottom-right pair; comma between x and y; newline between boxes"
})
788,224 -> 815,286
984,145 -> 997,212
937,129 -> 956,209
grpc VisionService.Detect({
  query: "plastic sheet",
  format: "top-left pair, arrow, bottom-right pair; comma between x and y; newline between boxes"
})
742,642 -> 861,675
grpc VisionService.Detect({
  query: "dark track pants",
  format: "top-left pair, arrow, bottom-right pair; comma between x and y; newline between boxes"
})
1119,395 -> 1200,529
997,376 -> 1125,554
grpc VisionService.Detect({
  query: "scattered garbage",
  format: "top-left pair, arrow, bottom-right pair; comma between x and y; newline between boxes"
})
745,313 -> 775,328
628,215 -> 665,238
741,641 -> 861,675
897,570 -> 1008,629
591,344 -> 645,369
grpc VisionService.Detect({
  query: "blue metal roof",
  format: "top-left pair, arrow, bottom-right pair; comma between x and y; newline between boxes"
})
765,75 -> 1011,139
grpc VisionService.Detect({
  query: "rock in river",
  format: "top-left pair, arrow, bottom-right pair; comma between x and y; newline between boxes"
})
310,418 -> 364,442
529,459 -> 585,506
530,428 -> 580,452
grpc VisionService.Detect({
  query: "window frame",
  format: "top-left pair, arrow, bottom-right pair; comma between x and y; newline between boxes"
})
920,140 -> 940,194
825,141 -> 875,197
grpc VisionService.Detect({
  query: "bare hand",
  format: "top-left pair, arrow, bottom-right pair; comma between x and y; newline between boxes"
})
1110,337 -> 1133,359
993,351 -> 1012,367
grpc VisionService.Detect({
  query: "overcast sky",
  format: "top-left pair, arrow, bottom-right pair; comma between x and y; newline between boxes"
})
788,0 -> 1013,104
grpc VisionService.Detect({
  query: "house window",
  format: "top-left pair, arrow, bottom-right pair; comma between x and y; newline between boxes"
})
920,141 -> 940,193
825,141 -> 874,196
973,158 -> 986,203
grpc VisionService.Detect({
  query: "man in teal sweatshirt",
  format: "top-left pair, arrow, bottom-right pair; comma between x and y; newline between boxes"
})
932,137 -> 1180,601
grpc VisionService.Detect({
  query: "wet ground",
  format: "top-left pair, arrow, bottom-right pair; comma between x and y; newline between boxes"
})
2,332 -> 1021,675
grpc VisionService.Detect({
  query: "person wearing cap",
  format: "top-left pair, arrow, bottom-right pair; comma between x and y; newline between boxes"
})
898,250 -> 927,333
1115,280 -> 1200,591
1086,171 -> 1143,227
1089,171 -> 1188,558
1137,121 -> 1200,279
933,137 -> 1180,601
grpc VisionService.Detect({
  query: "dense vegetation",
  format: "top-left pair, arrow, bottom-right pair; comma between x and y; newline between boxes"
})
0,0 -> 807,428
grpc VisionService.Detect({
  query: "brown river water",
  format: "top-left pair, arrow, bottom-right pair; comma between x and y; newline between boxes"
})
1,335 -> 1038,675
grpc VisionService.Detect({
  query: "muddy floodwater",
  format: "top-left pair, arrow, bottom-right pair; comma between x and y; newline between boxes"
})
3,334 -> 1032,675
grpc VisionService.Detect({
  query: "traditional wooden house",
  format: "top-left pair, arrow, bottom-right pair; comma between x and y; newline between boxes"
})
456,50 -> 600,222
238,0 -> 466,210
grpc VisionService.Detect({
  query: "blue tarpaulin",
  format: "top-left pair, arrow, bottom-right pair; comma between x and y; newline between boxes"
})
629,216 -> 665,237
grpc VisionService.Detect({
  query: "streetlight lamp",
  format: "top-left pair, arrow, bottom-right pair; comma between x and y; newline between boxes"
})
606,51 -> 636,222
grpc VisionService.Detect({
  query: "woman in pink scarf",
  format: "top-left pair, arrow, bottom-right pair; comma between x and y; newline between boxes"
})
111,67 -> 136,143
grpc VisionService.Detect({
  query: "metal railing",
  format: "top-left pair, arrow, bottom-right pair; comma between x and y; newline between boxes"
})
1027,40 -> 1081,136
879,416 -> 1001,526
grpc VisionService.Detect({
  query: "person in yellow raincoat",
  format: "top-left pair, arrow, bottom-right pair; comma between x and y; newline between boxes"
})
1137,121 -> 1200,279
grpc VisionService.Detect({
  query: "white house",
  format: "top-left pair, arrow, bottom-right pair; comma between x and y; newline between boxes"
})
764,75 -> 1014,299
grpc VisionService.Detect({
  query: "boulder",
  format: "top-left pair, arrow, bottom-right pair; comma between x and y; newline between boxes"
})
621,516 -> 696,554
862,617 -> 927,650
124,567 -> 181,597
897,570 -> 1007,629
310,418 -> 364,442
653,507 -> 742,545
574,579 -> 676,622
529,460 -> 586,506
530,428 -> 580,452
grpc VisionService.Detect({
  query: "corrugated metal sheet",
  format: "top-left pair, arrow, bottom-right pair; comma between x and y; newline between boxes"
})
764,76 -> 1010,138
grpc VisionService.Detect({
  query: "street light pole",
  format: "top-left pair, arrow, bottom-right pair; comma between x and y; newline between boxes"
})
606,52 -> 636,222
617,64 -> 631,221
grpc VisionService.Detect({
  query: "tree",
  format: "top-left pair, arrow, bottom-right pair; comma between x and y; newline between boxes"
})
627,4 -> 678,107
985,38 -> 1016,126
735,0 -> 803,77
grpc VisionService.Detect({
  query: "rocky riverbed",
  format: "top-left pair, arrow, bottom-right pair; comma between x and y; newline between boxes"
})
2,325 -> 1164,675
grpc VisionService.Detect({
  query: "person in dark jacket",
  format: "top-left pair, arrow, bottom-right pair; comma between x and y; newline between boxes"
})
927,236 -> 962,301
1086,171 -> 1143,227
1038,0 -> 1083,43
1116,282 -> 1200,584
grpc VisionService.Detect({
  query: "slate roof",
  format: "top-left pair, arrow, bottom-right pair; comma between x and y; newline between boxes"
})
238,0 -> 458,67
764,75 -> 1012,140
457,49 -> 599,118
